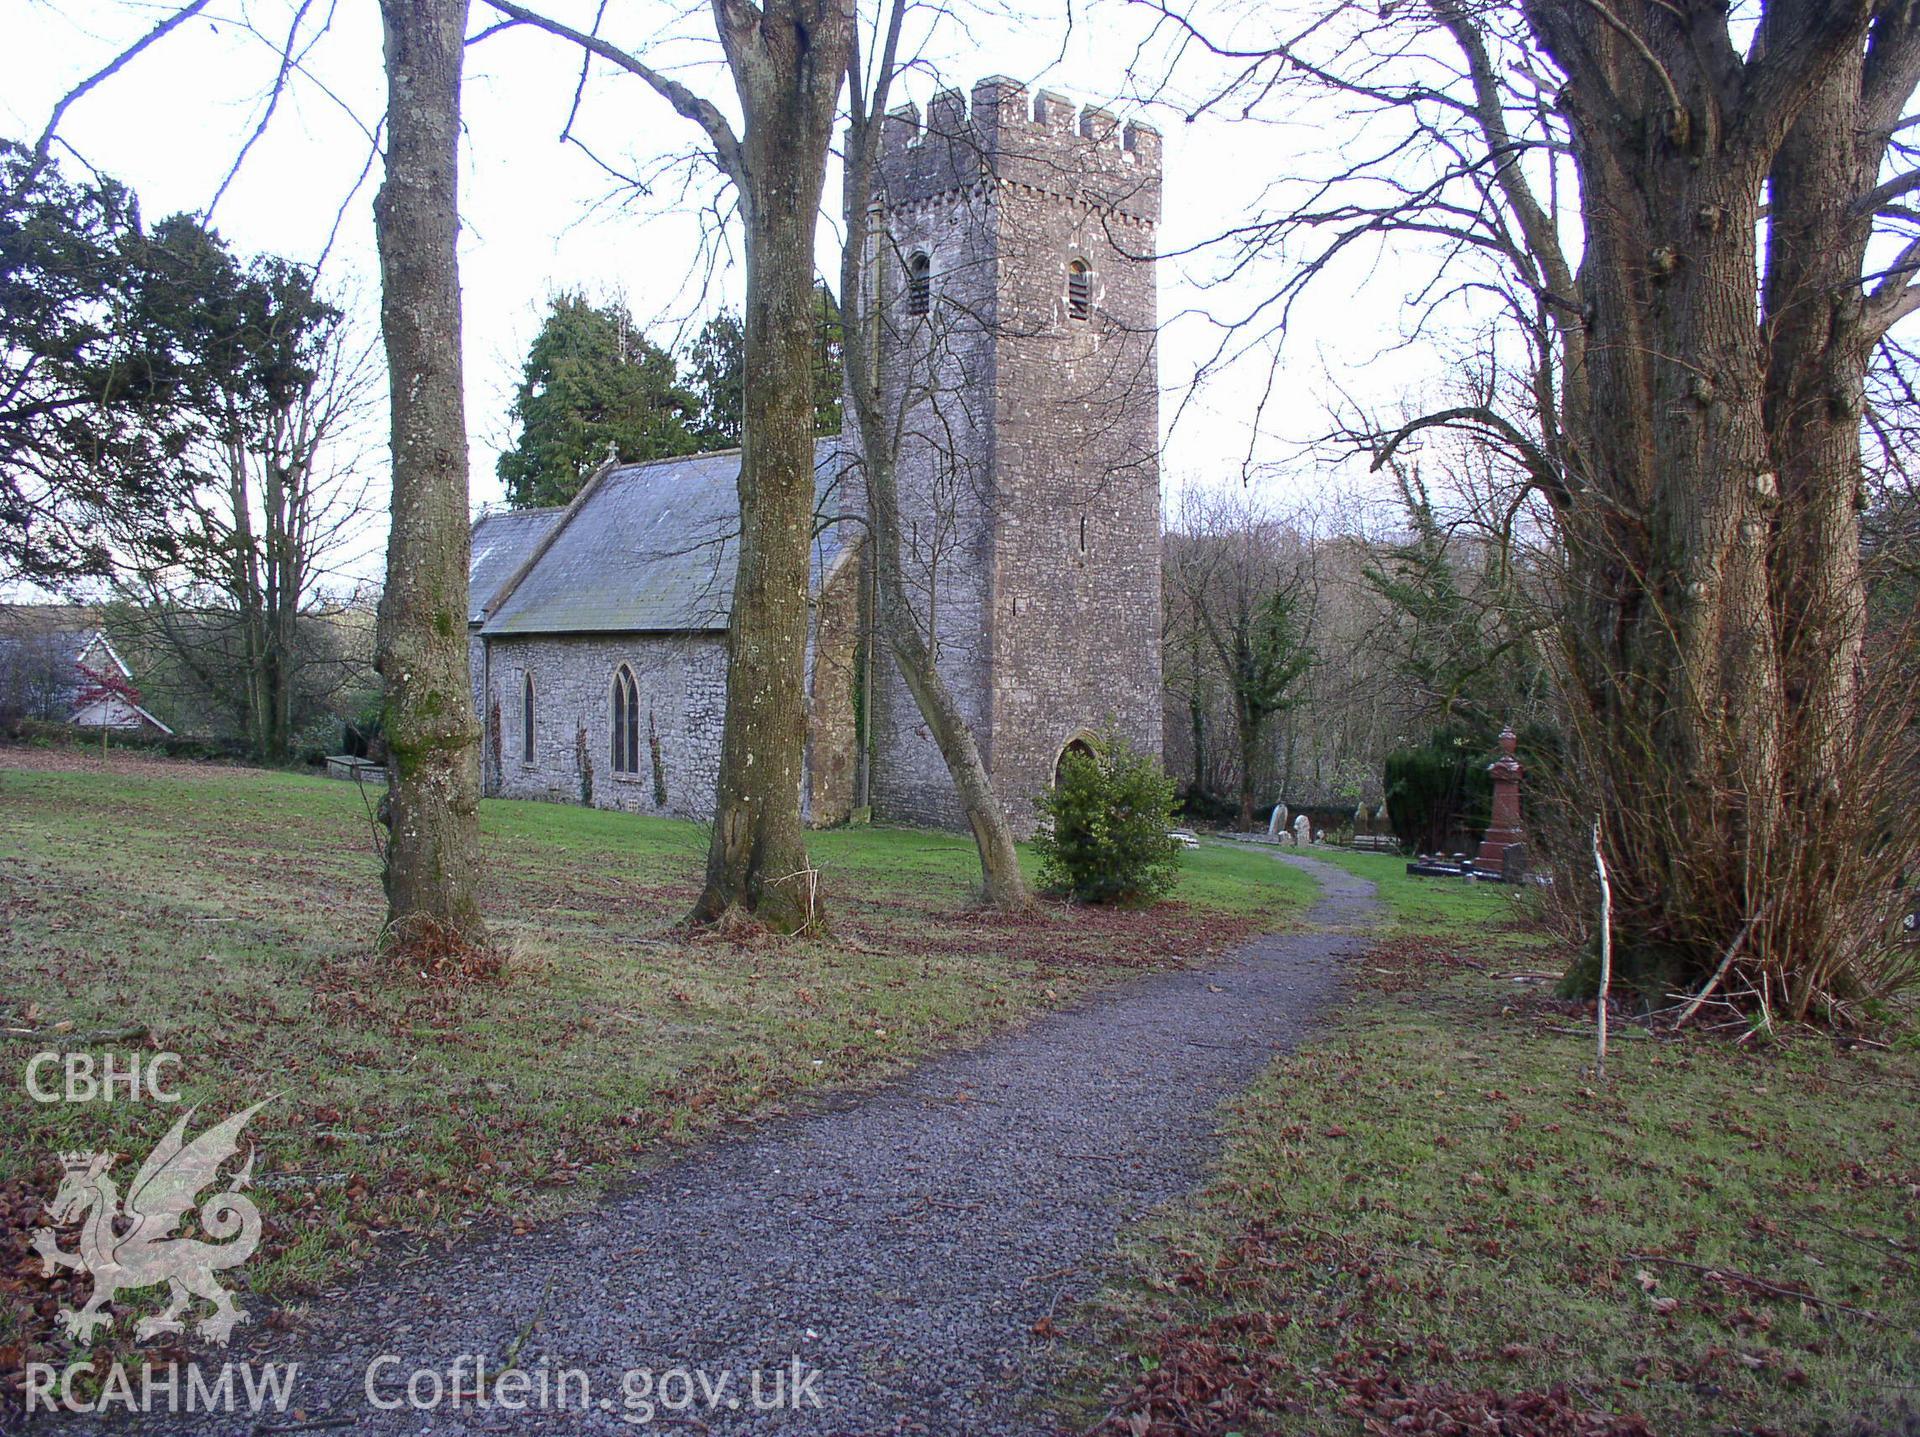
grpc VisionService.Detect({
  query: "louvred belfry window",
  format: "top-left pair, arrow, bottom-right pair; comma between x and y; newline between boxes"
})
1066,259 -> 1092,321
907,253 -> 931,317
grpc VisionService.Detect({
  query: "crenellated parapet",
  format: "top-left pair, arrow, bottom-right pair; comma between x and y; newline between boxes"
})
877,76 -> 1160,224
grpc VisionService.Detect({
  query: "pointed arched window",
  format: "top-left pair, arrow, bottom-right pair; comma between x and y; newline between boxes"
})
1066,259 -> 1092,322
906,252 -> 931,317
521,671 -> 537,764
611,666 -> 641,775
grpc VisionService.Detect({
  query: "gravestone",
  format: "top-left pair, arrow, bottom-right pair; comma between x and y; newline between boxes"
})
1475,727 -> 1527,878
1500,842 -> 1529,885
1294,814 -> 1312,847
1352,803 -> 1398,852
1267,803 -> 1287,839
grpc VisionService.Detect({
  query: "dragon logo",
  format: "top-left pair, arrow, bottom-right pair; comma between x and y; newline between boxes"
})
31,1100 -> 273,1346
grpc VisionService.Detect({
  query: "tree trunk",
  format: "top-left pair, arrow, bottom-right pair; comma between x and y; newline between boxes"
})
263,421 -> 292,765
372,0 -> 488,948
1188,651 -> 1205,799
691,193 -> 819,931
867,460 -> 1030,907
224,432 -> 271,762
1549,96 -> 1786,988
1235,701 -> 1260,831
690,0 -> 853,931
1281,711 -> 1297,804
1524,0 -> 1902,1007
1759,43 -> 1877,1009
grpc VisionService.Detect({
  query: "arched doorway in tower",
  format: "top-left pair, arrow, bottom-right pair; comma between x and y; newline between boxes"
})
1054,734 -> 1098,787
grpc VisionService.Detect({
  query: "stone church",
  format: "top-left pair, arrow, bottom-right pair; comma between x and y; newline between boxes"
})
467,77 -> 1163,836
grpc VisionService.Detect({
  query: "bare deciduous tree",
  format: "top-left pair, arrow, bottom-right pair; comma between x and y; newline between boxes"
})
374,0 -> 489,948
480,0 -> 855,933
1140,0 -> 1920,1011
113,237 -> 380,763
116,365 -> 380,761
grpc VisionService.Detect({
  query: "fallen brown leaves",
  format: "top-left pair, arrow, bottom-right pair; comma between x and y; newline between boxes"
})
0,1170 -> 192,1414
1329,1372 -> 1656,1437
383,915 -> 509,985
840,896 -> 1266,974
1085,1312 -> 1658,1437
1086,1311 -> 1298,1436
1357,937 -> 1497,993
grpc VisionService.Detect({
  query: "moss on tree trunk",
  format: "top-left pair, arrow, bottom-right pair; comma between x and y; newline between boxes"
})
689,0 -> 856,932
372,0 -> 489,948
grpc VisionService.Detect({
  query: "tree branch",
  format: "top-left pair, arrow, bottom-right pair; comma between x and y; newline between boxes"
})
476,0 -> 745,186
1570,0 -> 1687,129
4,0 -> 213,207
1869,286 -> 1920,341
1740,0 -> 1879,154
206,0 -> 316,220
1861,3 -> 1920,138
1867,234 -> 1920,339
1433,4 -> 1588,443
1857,166 -> 1920,217
1369,404 -> 1573,509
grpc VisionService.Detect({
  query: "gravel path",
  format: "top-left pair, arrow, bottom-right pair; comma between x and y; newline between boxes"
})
91,853 -> 1374,1436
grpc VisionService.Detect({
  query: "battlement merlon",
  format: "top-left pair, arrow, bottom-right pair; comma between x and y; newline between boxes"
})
874,76 -> 1161,223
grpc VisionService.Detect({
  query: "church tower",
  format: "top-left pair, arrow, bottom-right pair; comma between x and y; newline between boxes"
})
866,78 -> 1163,834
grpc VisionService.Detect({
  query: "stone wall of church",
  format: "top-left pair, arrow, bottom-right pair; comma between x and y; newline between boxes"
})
473,632 -> 727,819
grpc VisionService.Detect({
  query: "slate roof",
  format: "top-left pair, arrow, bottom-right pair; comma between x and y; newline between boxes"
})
474,439 -> 859,637
468,507 -> 564,625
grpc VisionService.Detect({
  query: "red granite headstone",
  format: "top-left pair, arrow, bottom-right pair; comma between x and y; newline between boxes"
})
1475,727 -> 1526,877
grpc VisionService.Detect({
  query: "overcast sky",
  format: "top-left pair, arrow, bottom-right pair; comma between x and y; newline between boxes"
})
4,0 -> 1443,591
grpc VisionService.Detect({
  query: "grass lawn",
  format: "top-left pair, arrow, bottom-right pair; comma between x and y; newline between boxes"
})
1065,849 -> 1920,1437
0,746 -> 1314,1393
1307,845 -> 1541,946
